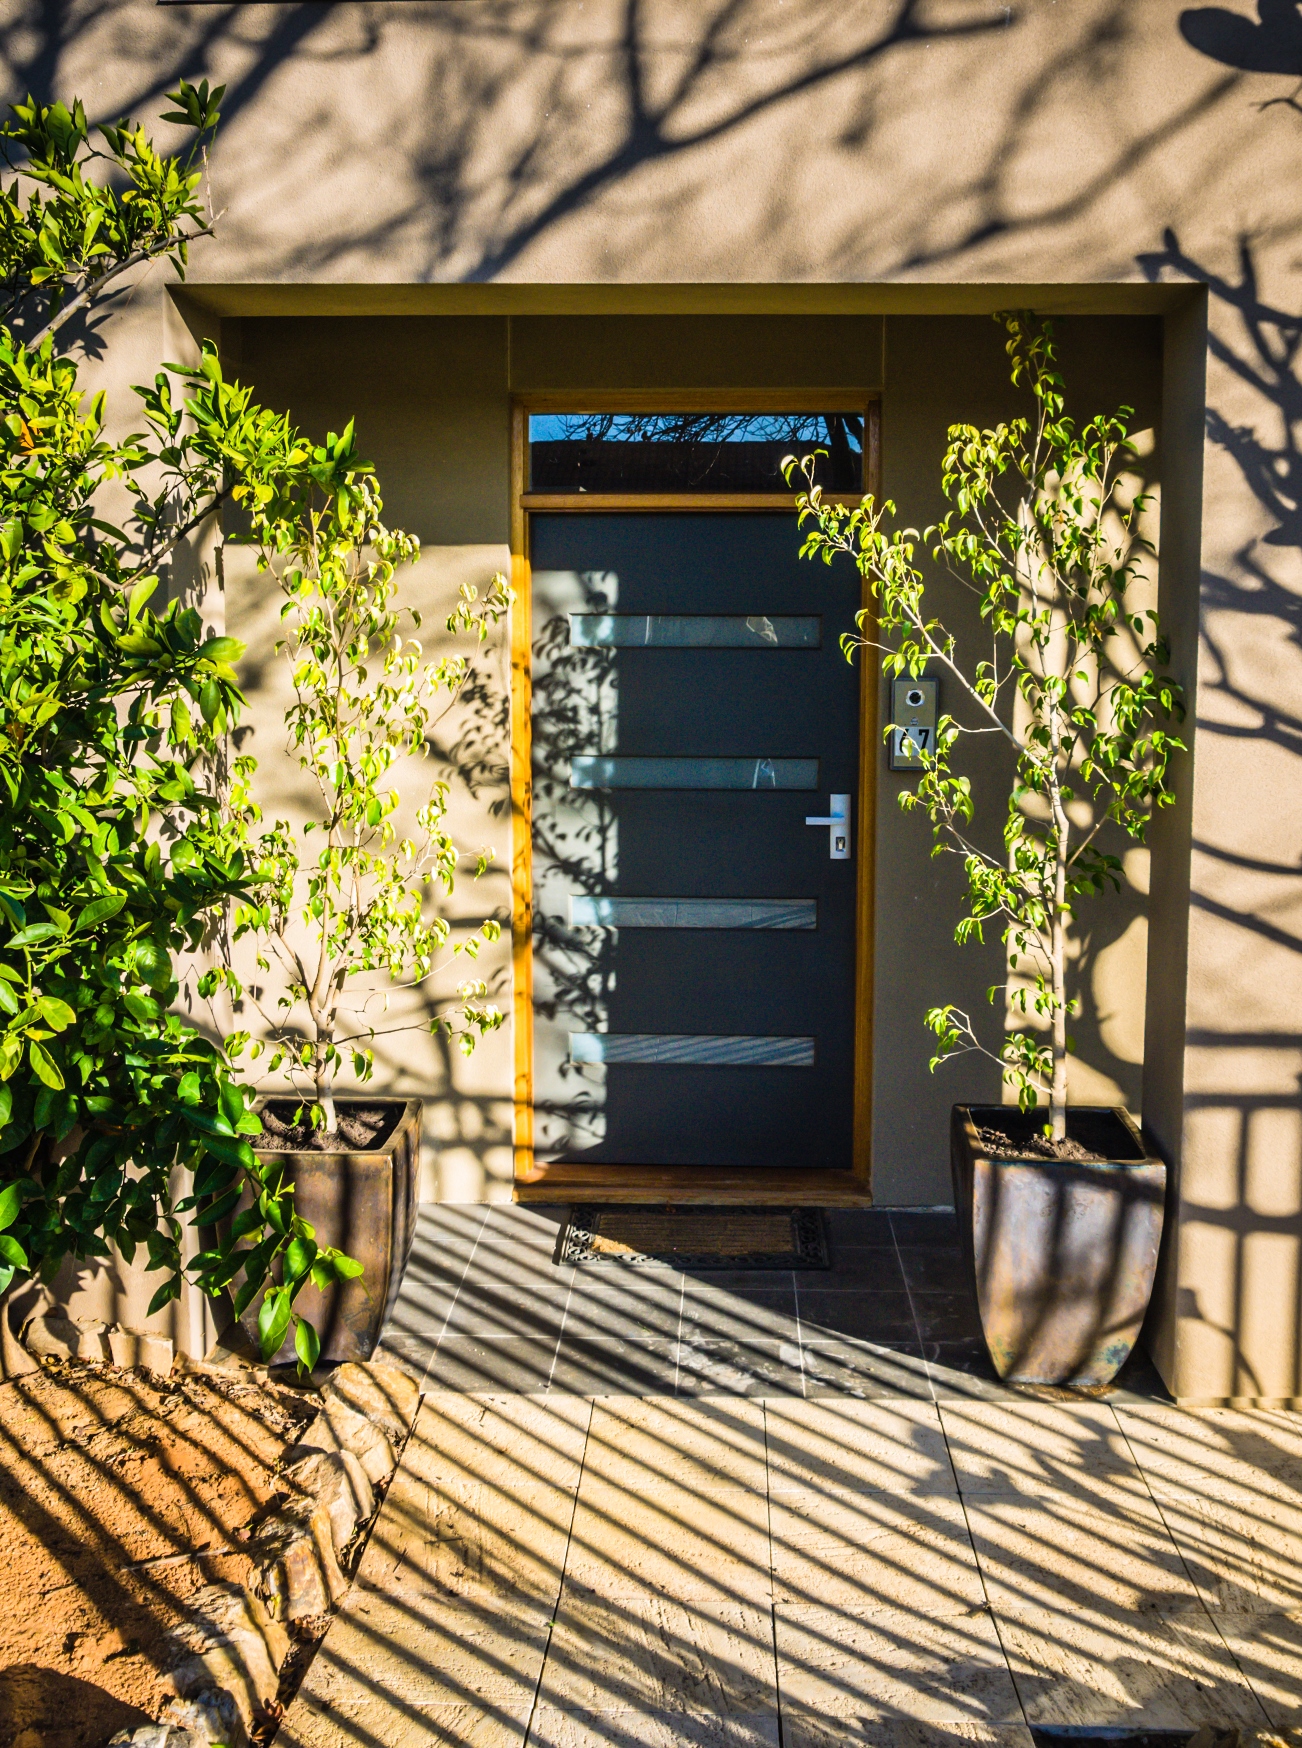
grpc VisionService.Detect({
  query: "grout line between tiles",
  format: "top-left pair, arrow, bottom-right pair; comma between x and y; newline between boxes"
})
790,1265 -> 808,1398
761,1399 -> 786,1748
417,1204 -> 491,1390
1109,1403 -> 1276,1726
888,1212 -> 934,1401
522,1392 -> 595,1747
937,1398 -> 1030,1734
672,1271 -> 686,1396
543,1255 -> 578,1393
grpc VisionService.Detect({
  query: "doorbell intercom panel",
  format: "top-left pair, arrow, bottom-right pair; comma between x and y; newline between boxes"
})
890,677 -> 939,771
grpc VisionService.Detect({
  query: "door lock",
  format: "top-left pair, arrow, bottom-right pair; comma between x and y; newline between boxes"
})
805,794 -> 851,861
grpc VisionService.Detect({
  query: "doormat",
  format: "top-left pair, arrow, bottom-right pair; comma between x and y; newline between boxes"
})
555,1206 -> 829,1270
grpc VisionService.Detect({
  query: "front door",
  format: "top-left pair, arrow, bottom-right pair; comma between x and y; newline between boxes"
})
529,510 -> 863,1175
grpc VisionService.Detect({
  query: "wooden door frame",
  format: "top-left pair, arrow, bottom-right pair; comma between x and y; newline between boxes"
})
510,391 -> 880,1205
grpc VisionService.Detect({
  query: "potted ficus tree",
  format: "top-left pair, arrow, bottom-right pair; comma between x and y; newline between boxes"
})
206,448 -> 510,1362
787,313 -> 1184,1387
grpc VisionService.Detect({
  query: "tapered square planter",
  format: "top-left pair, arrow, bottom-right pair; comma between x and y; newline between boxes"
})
950,1104 -> 1166,1388
238,1097 -> 421,1364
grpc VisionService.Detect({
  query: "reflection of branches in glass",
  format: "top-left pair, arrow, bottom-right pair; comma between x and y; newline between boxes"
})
530,412 -> 864,492
531,578 -> 619,1066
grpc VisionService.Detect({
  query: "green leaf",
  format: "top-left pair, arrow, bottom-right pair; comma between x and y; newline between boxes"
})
134,938 -> 172,991
147,1275 -> 182,1316
230,1204 -> 265,1241
28,1040 -> 64,1090
331,1252 -> 364,1281
35,997 -> 75,1032
284,1234 -> 316,1285
293,1315 -> 321,1374
0,1233 -> 27,1268
128,575 -> 159,622
0,1181 -> 22,1232
75,891 -> 126,932
197,1130 -> 257,1171
8,923 -> 57,949
257,1285 -> 292,1359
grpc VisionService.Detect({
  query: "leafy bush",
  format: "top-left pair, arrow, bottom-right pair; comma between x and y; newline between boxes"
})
788,314 -> 1184,1139
0,87 -> 358,1366
209,446 -> 510,1131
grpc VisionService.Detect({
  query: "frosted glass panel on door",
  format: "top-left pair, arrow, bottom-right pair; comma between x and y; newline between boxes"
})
570,896 -> 817,930
569,1033 -> 816,1067
569,614 -> 820,649
570,757 -> 818,790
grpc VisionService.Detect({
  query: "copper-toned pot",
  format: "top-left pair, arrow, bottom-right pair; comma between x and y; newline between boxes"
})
239,1097 -> 421,1365
951,1104 -> 1166,1388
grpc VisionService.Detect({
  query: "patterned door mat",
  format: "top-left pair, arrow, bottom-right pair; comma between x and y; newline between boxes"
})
555,1206 -> 829,1269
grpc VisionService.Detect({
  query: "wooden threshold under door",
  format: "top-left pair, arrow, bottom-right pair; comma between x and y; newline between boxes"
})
514,1163 -> 873,1206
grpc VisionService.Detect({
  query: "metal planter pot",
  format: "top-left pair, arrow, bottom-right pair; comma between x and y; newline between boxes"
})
950,1104 -> 1166,1388
240,1096 -> 421,1364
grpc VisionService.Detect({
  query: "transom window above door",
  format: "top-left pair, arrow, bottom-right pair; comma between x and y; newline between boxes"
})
528,411 -> 864,494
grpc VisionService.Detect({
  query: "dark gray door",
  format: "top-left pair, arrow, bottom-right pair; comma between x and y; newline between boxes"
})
531,513 -> 861,1171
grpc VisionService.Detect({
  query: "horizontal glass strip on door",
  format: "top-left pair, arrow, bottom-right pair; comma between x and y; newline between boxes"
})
569,1033 -> 816,1067
569,614 -> 820,649
570,757 -> 817,790
569,896 -> 817,930
529,412 -> 863,493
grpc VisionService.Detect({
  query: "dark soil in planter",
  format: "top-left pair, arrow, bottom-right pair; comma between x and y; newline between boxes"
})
974,1106 -> 1146,1165
258,1100 -> 402,1153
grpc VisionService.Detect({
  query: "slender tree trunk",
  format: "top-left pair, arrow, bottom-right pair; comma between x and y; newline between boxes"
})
1050,823 -> 1069,1142
314,1043 -> 336,1134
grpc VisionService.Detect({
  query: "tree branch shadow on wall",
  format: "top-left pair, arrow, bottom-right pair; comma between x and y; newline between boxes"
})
1138,228 -> 1302,1398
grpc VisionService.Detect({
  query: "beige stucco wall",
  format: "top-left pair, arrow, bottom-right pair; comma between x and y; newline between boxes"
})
3,0 -> 1301,1399
219,309 -> 1160,1210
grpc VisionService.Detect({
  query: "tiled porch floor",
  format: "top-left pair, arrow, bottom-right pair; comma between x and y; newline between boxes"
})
374,1203 -> 1167,1403
280,1206 -> 1302,1748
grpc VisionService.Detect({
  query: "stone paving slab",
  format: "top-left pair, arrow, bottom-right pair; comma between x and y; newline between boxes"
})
773,1602 -> 1022,1720
283,1206 -> 1302,1745
282,1389 -> 1302,1746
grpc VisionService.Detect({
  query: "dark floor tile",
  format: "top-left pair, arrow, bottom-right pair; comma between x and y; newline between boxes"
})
801,1342 -> 933,1400
425,1334 -> 559,1393
548,1337 -> 680,1394
924,1340 -> 1005,1400
1106,1348 -> 1175,1403
889,1208 -> 960,1245
373,1331 -> 441,1375
898,1244 -> 968,1294
380,1279 -> 462,1334
480,1201 -> 569,1233
822,1244 -> 906,1288
910,1290 -> 983,1342
441,1281 -> 572,1338
796,1288 -> 917,1342
676,1339 -> 805,1397
557,1283 -> 683,1342
680,1267 -> 798,1289
469,1236 -> 577,1286
679,1289 -> 799,1343
823,1208 -> 896,1247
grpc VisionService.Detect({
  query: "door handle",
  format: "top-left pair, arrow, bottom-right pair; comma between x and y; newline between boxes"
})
805,793 -> 851,861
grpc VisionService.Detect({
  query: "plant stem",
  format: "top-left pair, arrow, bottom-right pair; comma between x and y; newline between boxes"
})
1050,831 -> 1068,1141
315,1071 -> 336,1135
